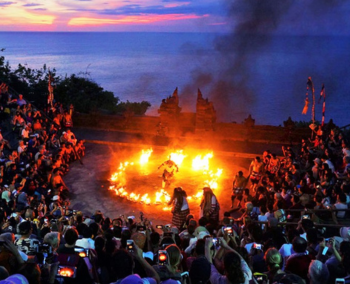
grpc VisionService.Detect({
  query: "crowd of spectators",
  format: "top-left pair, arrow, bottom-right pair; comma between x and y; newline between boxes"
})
0,85 -> 350,284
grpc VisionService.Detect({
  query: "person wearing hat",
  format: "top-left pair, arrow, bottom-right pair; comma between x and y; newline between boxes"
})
49,195 -> 64,217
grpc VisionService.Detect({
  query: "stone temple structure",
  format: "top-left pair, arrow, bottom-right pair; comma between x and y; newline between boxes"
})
195,89 -> 216,132
157,87 -> 182,134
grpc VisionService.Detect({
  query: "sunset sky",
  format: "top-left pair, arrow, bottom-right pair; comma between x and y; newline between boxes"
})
0,0 -> 226,32
0,0 -> 349,34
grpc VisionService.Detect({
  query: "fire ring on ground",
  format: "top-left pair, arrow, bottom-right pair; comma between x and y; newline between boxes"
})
108,149 -> 223,211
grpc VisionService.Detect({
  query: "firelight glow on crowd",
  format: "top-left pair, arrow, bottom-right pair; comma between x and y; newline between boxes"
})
0,80 -> 350,284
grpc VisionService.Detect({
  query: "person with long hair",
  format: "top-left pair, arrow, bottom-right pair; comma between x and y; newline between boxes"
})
205,237 -> 252,284
200,187 -> 220,224
168,187 -> 190,229
153,244 -> 182,282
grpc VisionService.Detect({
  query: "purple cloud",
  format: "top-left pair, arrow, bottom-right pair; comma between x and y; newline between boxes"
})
0,1 -> 16,7
23,3 -> 41,7
96,3 -> 223,16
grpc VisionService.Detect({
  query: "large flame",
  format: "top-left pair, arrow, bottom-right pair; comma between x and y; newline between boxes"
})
169,150 -> 186,166
140,148 -> 153,165
192,153 -> 213,171
108,149 -> 223,210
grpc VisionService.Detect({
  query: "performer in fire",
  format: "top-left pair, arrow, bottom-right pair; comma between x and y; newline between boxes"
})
168,187 -> 190,229
231,171 -> 247,208
200,187 -> 220,225
158,157 -> 179,188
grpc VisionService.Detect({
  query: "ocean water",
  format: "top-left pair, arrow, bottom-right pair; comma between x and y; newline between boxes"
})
0,32 -> 349,126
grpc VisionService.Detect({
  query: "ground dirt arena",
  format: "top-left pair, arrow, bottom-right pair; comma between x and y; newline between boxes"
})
64,143 -> 251,225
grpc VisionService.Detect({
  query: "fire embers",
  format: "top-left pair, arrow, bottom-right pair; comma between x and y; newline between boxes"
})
108,149 -> 223,211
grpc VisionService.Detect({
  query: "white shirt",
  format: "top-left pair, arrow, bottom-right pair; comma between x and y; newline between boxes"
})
180,197 -> 189,211
279,243 -> 294,270
325,160 -> 335,173
75,238 -> 95,249
21,128 -> 29,138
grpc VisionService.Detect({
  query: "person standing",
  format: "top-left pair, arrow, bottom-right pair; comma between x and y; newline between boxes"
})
200,187 -> 220,224
158,157 -> 179,188
231,171 -> 247,208
169,187 -> 190,230
248,156 -> 264,193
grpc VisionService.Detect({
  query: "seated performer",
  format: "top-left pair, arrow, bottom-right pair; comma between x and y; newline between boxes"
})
158,157 -> 179,188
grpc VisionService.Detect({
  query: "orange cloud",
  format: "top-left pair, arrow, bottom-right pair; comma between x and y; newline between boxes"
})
0,6 -> 55,25
68,14 -> 207,26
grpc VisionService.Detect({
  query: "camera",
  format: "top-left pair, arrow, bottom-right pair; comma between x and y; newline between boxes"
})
253,273 -> 268,284
127,240 -> 134,252
74,247 -> 88,258
223,226 -> 233,236
39,243 -> 53,254
253,243 -> 262,250
212,238 -> 221,248
137,226 -> 146,234
158,250 -> 168,266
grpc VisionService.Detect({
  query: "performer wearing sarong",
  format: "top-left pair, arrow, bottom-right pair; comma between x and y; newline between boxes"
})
231,171 -> 247,208
200,187 -> 220,225
168,187 -> 190,230
248,156 -> 264,193
158,157 -> 179,188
